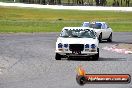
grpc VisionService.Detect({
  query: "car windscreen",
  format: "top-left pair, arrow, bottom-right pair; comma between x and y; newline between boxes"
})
89,23 -> 102,29
60,29 -> 96,38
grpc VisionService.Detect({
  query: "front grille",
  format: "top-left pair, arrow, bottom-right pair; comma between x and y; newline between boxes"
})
69,44 -> 84,51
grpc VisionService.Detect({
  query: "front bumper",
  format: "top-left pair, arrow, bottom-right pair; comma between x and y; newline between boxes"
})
55,50 -> 98,56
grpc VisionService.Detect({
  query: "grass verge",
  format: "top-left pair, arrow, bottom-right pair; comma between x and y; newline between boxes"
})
0,7 -> 132,32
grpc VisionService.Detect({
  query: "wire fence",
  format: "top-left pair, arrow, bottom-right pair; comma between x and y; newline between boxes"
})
0,0 -> 132,6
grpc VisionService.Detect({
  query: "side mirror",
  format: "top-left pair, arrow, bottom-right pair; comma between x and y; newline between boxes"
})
82,23 -> 83,27
95,32 -> 97,35
60,34 -> 62,36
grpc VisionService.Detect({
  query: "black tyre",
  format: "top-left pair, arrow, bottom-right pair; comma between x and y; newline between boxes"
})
92,48 -> 99,60
107,33 -> 112,42
55,53 -> 61,60
99,33 -> 102,43
67,56 -> 71,60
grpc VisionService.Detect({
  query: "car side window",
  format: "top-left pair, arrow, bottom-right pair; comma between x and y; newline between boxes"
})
106,23 -> 109,28
90,30 -> 96,37
95,23 -> 102,29
102,23 -> 106,29
82,23 -> 89,27
60,29 -> 69,37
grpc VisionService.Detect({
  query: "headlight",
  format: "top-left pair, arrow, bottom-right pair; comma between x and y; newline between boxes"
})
91,44 -> 96,49
85,44 -> 89,48
58,43 -> 63,48
64,44 -> 68,48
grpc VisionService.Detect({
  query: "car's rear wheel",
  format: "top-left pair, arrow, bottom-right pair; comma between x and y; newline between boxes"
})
99,33 -> 102,43
55,53 -> 62,60
107,33 -> 112,42
92,48 -> 99,60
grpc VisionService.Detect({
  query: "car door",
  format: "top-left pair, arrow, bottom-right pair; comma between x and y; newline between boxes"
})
101,23 -> 108,39
104,23 -> 112,39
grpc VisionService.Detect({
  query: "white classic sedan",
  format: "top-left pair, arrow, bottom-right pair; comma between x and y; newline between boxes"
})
55,27 -> 99,60
82,22 -> 113,42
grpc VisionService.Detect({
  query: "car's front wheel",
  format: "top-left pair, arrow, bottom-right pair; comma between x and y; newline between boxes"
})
55,53 -> 62,60
107,33 -> 112,42
92,48 -> 99,60
99,33 -> 102,43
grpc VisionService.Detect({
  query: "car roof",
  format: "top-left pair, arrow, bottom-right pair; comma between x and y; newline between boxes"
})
96,22 -> 106,24
83,21 -> 106,24
62,27 -> 92,31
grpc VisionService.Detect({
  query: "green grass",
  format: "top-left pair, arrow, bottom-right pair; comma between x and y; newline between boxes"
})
0,7 -> 132,33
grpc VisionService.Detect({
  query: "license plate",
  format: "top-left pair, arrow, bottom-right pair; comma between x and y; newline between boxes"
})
72,51 -> 81,54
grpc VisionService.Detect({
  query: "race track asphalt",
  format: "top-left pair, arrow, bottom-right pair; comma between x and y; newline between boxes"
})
0,32 -> 132,88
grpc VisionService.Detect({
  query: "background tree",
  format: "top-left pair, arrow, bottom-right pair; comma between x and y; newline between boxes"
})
121,0 -> 122,6
95,0 -> 99,6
